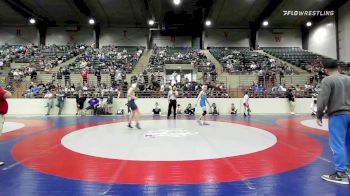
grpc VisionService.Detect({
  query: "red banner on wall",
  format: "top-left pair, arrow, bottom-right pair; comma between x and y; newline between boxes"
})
275,35 -> 281,42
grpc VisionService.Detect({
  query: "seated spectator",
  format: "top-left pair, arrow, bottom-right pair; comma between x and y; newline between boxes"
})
176,104 -> 182,115
86,96 -> 100,115
96,97 -> 108,115
230,103 -> 238,115
153,102 -> 161,115
30,69 -> 37,82
210,103 -> 219,115
184,103 -> 195,115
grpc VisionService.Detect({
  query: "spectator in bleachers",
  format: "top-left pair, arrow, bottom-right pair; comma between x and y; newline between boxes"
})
30,69 -> 37,82
63,68 -> 71,87
81,67 -> 89,86
95,69 -> 102,85
56,69 -> 63,85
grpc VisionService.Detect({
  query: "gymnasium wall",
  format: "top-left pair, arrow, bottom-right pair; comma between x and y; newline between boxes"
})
257,29 -> 302,48
152,32 -> 192,47
7,98 -> 314,115
99,28 -> 148,47
308,16 -> 337,59
0,27 -> 38,45
46,27 -> 94,45
204,29 -> 250,48
338,1 -> 350,62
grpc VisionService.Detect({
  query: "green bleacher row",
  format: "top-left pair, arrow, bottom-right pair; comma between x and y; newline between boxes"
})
262,47 -> 348,70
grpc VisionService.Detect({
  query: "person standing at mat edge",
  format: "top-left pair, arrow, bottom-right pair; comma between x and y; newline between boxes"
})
195,85 -> 211,125
127,83 -> 141,129
0,87 -> 12,166
316,60 -> 350,185
167,86 -> 178,119
243,91 -> 251,117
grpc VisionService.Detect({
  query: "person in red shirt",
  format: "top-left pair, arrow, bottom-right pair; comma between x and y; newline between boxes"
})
0,87 -> 12,166
80,67 -> 89,86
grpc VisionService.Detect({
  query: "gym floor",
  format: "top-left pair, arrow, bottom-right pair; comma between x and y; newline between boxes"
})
0,114 -> 349,196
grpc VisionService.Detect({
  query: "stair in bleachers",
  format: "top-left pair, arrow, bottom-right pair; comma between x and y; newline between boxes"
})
132,49 -> 152,74
203,50 -> 224,74
255,50 -> 307,74
51,55 -> 82,72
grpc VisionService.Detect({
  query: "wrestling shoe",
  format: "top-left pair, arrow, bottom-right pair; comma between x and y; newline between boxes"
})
203,122 -> 210,125
197,120 -> 202,125
321,172 -> 349,185
136,123 -> 141,129
0,161 -> 4,166
127,123 -> 133,128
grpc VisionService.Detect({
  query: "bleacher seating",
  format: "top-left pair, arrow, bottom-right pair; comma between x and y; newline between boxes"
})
149,47 -> 211,72
67,46 -> 144,74
209,47 -> 274,74
262,47 -> 346,71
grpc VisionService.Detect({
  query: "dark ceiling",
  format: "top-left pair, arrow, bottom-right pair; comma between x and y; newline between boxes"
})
0,0 -> 346,29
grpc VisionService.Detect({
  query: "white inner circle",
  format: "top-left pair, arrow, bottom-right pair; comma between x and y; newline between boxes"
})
2,122 -> 25,133
300,119 -> 329,131
61,120 -> 277,161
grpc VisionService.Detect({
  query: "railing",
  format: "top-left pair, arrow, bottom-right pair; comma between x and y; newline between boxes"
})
15,87 -> 317,99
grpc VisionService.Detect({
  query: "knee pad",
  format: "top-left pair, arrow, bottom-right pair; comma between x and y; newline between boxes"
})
202,111 -> 207,116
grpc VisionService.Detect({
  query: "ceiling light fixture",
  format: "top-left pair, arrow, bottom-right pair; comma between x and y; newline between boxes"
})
148,20 -> 155,26
262,21 -> 269,26
173,0 -> 181,5
29,18 -> 36,24
88,19 -> 95,25
205,20 -> 212,26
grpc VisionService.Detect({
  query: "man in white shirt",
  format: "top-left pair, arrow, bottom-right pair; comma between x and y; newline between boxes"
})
44,90 -> 55,115
243,91 -> 251,117
167,86 -> 178,119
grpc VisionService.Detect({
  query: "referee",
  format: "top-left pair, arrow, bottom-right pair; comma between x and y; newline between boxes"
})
167,86 -> 178,119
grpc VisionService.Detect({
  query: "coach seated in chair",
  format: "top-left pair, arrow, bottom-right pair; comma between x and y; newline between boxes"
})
184,103 -> 195,115
86,96 -> 100,115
